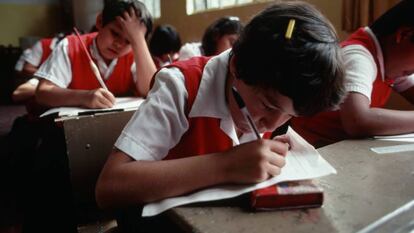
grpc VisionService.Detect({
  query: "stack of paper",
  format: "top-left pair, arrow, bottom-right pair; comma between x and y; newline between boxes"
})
142,127 -> 337,217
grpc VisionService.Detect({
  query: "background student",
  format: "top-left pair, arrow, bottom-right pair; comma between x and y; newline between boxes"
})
35,0 -> 156,110
149,24 -> 182,69
291,0 -> 414,147
13,33 -> 68,103
95,1 -> 344,216
179,16 -> 243,60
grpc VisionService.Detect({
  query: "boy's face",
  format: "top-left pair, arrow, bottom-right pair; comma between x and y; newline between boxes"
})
230,78 -> 296,134
96,20 -> 132,61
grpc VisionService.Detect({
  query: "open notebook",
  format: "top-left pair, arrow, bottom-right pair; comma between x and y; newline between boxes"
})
142,127 -> 337,217
40,97 -> 144,118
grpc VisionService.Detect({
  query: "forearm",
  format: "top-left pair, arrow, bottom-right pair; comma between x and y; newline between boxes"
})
342,107 -> 414,136
12,83 -> 36,102
130,37 -> 156,97
96,150 -> 229,209
36,81 -> 89,107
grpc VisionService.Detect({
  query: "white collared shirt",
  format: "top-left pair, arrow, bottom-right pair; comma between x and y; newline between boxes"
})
35,37 -> 136,88
15,38 -> 59,72
115,50 -> 257,161
342,27 -> 414,102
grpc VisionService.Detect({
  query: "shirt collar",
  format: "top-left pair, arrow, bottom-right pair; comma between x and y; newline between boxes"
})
365,27 -> 385,81
188,50 -> 258,144
90,39 -> 118,80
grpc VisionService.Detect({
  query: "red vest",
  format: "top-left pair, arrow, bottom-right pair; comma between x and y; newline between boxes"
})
66,32 -> 136,96
291,28 -> 393,147
163,57 -> 270,160
40,38 -> 53,64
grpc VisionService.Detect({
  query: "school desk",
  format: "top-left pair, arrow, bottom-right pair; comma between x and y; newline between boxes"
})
166,139 -> 414,233
56,110 -> 135,206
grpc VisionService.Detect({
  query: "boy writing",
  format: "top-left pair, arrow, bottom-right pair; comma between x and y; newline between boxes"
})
291,0 -> 414,147
35,0 -> 156,109
96,1 -> 345,208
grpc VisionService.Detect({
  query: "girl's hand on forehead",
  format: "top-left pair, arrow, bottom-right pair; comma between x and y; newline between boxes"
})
116,6 -> 147,44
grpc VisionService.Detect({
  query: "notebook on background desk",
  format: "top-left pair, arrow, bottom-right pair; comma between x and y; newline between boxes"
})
40,97 -> 144,118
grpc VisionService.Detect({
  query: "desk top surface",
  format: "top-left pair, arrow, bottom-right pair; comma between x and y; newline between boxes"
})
169,139 -> 414,233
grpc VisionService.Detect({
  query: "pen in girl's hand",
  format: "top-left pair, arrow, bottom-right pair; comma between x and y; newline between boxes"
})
231,86 -> 261,139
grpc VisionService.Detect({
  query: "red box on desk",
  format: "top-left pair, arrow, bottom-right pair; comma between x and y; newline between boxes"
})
251,180 -> 324,210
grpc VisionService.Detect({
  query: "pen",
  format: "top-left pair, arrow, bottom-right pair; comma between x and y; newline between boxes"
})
73,27 -> 109,91
231,86 -> 261,139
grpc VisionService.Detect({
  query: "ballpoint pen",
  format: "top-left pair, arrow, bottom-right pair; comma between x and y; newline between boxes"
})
231,86 -> 261,139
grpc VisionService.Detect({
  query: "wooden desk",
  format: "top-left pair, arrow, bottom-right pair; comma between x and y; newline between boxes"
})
59,110 -> 135,205
168,139 -> 414,233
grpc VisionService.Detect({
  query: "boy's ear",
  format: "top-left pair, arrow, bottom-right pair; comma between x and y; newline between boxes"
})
96,13 -> 103,30
395,26 -> 414,44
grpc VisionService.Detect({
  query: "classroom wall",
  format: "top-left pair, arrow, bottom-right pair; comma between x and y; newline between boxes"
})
0,1 -> 63,46
155,0 -> 347,43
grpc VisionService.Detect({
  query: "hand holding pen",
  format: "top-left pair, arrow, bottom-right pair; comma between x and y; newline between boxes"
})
222,86 -> 288,183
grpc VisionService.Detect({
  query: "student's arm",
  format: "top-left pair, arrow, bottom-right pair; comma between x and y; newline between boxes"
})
36,79 -> 115,108
12,78 -> 38,102
96,139 -> 287,209
339,92 -> 414,137
95,66 -> 286,208
119,7 -> 156,97
21,62 -> 39,77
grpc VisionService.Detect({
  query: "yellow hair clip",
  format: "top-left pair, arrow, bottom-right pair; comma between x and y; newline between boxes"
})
285,19 -> 296,39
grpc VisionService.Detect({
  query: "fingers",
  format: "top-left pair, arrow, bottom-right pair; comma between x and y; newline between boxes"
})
129,6 -> 136,18
87,88 -> 115,109
266,163 -> 283,177
121,6 -> 137,21
264,139 -> 289,157
96,89 -> 114,108
101,89 -> 116,105
267,152 -> 286,168
273,134 -> 290,144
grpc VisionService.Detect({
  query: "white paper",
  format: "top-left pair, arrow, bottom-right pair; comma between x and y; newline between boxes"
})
374,133 -> 414,143
142,127 -> 337,217
370,144 -> 414,154
40,97 -> 144,117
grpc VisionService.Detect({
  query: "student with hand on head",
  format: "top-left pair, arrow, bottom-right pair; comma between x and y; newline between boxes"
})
291,0 -> 414,147
179,16 -> 243,60
149,24 -> 182,69
95,1 -> 345,208
35,0 -> 156,109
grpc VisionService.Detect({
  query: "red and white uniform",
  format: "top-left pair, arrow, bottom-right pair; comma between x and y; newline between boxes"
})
15,37 -> 56,72
115,50 -> 269,161
35,32 -> 137,95
291,27 -> 414,146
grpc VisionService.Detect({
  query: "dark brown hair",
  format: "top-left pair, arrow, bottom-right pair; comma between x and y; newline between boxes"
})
232,1 -> 345,116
